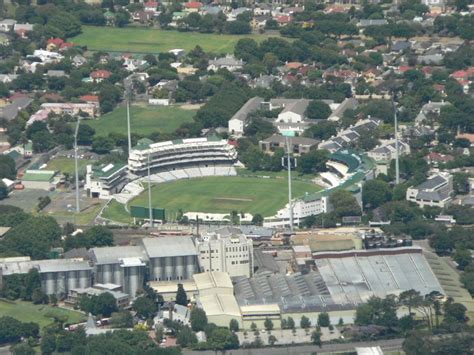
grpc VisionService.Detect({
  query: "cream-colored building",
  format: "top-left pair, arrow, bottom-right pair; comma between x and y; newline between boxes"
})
196,227 -> 253,278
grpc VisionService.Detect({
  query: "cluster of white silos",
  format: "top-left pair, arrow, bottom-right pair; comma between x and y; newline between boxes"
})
41,269 -> 92,296
150,255 -> 198,281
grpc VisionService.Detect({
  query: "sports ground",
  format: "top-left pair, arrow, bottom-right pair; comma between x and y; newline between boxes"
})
87,104 -> 196,137
72,26 -> 279,54
103,176 -> 322,223
0,299 -> 85,329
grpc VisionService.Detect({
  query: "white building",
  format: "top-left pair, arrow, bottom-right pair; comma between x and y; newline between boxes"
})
368,140 -> 410,162
85,163 -> 128,199
196,227 -> 254,278
207,55 -> 244,72
406,173 -> 453,208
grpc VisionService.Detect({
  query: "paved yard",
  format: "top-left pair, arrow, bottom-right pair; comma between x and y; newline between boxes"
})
237,327 -> 341,346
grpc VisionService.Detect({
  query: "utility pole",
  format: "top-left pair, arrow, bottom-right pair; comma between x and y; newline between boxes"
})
147,152 -> 153,228
74,118 -> 81,213
282,137 -> 296,232
392,94 -> 400,185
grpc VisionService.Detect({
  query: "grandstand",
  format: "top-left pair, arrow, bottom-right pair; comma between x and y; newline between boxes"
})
128,137 -> 237,176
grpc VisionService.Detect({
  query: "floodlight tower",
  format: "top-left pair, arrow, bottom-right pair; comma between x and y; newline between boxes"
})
147,152 -> 153,228
74,118 -> 81,213
392,95 -> 400,185
283,137 -> 296,232
126,87 -> 132,156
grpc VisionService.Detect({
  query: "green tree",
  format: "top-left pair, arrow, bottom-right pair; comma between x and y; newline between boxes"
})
229,319 -> 239,332
398,289 -> 423,315
11,343 -> 35,355
264,318 -> 273,331
0,155 -> 16,179
310,330 -> 322,346
176,325 -> 197,348
133,296 -> 157,319
268,334 -> 277,346
329,190 -> 361,218
317,312 -> 330,327
362,179 -> 392,209
297,149 -> 328,174
84,226 -> 114,247
109,311 -> 133,328
0,182 -> 8,201
48,12 -> 82,37
176,283 -> 187,306
300,315 -> 311,329
306,100 -> 331,120
190,308 -> 208,332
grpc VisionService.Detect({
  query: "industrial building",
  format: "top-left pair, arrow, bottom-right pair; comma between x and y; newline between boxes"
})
85,163 -> 128,199
196,227 -> 254,278
0,257 -> 92,296
90,246 -> 147,298
234,247 -> 444,325
141,237 -> 199,282
67,284 -> 130,308
194,272 -> 242,328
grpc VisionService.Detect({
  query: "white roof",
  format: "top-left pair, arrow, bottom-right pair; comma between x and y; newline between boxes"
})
193,272 -> 233,290
142,236 -> 197,258
198,294 -> 241,317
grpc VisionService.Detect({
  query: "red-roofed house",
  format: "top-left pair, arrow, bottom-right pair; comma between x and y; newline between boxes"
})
184,1 -> 203,12
425,152 -> 454,165
46,38 -> 64,51
456,133 -> 474,145
60,42 -> 74,51
144,1 -> 159,11
450,67 -> 474,93
80,95 -> 100,108
285,62 -> 303,70
90,70 -> 112,83
276,15 -> 292,25
397,66 -> 413,74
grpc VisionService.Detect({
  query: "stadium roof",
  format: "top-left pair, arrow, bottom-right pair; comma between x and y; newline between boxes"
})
141,236 -> 198,258
133,136 -> 224,151
328,150 -> 361,173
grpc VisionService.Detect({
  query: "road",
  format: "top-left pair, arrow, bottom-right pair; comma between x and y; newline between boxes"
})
183,338 -> 405,355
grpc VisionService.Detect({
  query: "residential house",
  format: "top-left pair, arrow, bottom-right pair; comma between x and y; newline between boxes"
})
368,139 -> 410,162
415,101 -> 450,126
272,98 -> 310,124
207,55 -> 244,72
90,70 -> 112,83
72,55 -> 87,67
0,97 -> 33,122
328,98 -> 358,122
0,74 -> 17,84
228,97 -> 263,136
406,173 -> 453,208
14,23 -> 33,38
425,152 -> 454,166
0,19 -> 16,32
184,1 -> 203,13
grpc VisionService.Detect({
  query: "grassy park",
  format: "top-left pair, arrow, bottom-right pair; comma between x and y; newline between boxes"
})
46,157 -> 90,176
0,299 -> 86,329
129,176 -> 321,218
87,104 -> 196,137
73,26 -> 278,54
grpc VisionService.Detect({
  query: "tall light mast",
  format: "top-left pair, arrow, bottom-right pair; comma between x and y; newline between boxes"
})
392,95 -> 400,185
147,152 -> 153,228
283,137 -> 295,232
74,118 -> 81,213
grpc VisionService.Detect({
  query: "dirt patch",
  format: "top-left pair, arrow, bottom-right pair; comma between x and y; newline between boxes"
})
179,103 -> 204,110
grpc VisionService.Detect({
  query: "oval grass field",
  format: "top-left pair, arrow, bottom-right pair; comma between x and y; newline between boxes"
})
129,176 -> 322,218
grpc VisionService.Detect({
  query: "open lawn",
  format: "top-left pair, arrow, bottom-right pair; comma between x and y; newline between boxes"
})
46,158 -> 89,176
72,26 -> 278,54
87,105 -> 196,137
0,299 -> 85,329
129,176 -> 321,218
